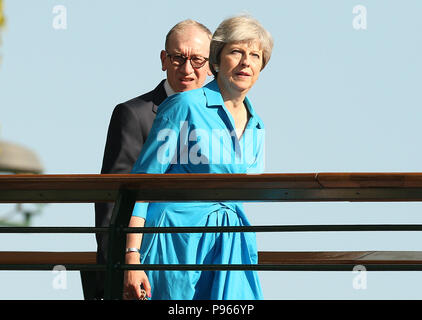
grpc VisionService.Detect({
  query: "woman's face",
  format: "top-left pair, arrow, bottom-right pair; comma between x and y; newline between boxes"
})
217,40 -> 263,96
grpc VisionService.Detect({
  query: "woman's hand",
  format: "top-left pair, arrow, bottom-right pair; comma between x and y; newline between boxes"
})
123,215 -> 149,299
123,257 -> 151,300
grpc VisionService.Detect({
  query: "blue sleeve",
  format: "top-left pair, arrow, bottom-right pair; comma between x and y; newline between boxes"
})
132,201 -> 149,219
131,94 -> 189,218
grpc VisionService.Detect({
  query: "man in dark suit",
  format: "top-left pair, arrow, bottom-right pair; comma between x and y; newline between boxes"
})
81,20 -> 212,299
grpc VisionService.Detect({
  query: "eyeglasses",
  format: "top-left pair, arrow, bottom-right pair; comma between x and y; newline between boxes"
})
166,52 -> 209,69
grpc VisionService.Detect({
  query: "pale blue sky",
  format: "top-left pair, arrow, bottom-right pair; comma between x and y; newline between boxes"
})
1,0 -> 422,299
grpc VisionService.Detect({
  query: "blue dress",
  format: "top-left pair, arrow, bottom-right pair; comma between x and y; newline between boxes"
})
131,79 -> 265,300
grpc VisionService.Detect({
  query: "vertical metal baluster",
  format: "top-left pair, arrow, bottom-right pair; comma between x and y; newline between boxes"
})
104,190 -> 135,300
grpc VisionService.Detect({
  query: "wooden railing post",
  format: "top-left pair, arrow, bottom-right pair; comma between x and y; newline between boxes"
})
104,190 -> 135,300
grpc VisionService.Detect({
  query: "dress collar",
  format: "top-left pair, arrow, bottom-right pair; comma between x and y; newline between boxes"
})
203,79 -> 264,129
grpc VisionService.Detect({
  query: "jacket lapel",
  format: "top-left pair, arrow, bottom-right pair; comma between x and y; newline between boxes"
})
152,79 -> 168,114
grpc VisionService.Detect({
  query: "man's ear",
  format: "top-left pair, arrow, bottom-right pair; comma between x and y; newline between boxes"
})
160,50 -> 167,71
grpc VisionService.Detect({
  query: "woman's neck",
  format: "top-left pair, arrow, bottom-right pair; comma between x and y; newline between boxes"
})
217,77 -> 247,111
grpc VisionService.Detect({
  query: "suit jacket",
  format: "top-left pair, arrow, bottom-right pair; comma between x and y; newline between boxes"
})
82,79 -> 167,299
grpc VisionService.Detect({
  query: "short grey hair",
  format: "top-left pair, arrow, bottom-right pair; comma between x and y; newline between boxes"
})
209,15 -> 274,77
165,19 -> 212,51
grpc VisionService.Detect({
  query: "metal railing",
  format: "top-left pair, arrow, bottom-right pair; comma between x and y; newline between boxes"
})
1,173 -> 422,299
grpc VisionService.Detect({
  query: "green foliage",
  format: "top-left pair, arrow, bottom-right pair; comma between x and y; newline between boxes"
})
0,0 -> 5,29
0,0 -> 5,65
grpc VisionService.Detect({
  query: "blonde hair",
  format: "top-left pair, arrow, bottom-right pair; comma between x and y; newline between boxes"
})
209,15 -> 274,76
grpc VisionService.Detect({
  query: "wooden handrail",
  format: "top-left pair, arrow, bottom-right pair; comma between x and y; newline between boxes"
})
0,251 -> 97,265
2,173 -> 422,298
2,173 -> 422,202
3,172 -> 422,189
2,251 -> 422,266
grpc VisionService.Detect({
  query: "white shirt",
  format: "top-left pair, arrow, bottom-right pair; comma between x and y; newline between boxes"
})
164,79 -> 176,97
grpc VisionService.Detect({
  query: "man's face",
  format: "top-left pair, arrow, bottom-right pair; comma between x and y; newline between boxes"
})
161,26 -> 211,92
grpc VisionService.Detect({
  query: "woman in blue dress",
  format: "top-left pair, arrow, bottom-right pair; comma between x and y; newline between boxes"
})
123,15 -> 273,300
